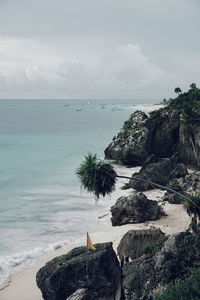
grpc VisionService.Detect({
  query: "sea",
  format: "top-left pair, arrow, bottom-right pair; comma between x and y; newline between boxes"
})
0,99 -> 157,285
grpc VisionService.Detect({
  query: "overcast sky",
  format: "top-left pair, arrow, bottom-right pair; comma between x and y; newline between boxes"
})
0,0 -> 199,100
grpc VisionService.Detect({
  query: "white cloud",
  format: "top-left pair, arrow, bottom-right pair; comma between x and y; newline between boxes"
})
0,39 -> 172,98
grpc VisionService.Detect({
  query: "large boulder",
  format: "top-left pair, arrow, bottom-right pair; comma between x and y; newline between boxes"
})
129,156 -> 188,191
122,232 -> 200,300
105,111 -> 149,165
36,242 -> 121,300
110,192 -> 162,226
163,171 -> 200,204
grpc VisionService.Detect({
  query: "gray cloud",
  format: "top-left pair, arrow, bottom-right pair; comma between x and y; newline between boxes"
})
0,0 -> 199,99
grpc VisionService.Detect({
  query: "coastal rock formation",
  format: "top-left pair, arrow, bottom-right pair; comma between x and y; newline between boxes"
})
117,227 -> 165,265
129,156 -> 188,191
105,110 -> 149,165
36,242 -> 121,300
110,192 -> 162,226
163,171 -> 200,204
123,232 -> 200,300
105,103 -> 200,170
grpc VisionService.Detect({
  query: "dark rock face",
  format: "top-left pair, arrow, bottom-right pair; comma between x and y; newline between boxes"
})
110,192 -> 162,226
129,157 -> 188,191
123,232 -> 200,300
179,117 -> 200,169
36,242 -> 121,300
146,110 -> 181,158
105,111 -> 149,165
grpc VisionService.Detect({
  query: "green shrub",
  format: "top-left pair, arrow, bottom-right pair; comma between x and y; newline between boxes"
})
155,268 -> 200,300
143,236 -> 168,258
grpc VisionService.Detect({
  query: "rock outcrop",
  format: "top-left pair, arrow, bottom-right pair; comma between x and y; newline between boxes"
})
122,232 -> 200,300
129,156 -> 188,191
105,111 -> 149,165
36,242 -> 121,300
110,192 -> 163,226
105,107 -> 200,170
117,227 -> 165,265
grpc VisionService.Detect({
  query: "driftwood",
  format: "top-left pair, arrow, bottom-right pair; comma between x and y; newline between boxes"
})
117,227 -> 165,266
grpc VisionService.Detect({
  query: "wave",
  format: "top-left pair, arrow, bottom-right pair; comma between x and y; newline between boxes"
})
0,240 -> 69,287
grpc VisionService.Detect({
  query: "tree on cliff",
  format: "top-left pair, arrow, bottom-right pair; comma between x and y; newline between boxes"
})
174,87 -> 182,95
190,83 -> 197,89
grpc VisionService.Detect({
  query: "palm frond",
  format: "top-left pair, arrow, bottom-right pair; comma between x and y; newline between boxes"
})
76,153 -> 117,198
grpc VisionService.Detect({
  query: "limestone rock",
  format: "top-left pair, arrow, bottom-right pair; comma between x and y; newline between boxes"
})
104,107 -> 200,170
36,242 -> 121,300
122,232 -> 200,300
129,157 -> 188,191
117,227 -> 165,264
105,111 -> 149,165
110,192 -> 162,226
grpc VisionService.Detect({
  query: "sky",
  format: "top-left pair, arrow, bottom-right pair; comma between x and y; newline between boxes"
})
0,0 -> 200,100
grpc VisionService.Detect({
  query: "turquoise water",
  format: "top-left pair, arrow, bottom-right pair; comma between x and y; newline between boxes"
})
0,99 -> 141,283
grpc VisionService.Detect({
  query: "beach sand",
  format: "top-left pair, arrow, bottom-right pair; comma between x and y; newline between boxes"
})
0,165 -> 190,300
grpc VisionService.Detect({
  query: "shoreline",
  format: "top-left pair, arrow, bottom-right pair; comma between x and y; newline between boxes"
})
0,164 -> 190,300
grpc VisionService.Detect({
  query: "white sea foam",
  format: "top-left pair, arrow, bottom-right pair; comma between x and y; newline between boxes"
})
0,240 -> 69,286
132,103 -> 164,112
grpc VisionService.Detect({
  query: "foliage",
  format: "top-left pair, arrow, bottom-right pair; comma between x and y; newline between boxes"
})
184,193 -> 200,233
49,246 -> 86,266
174,87 -> 182,94
155,268 -> 200,300
76,153 -> 117,198
159,232 -> 200,283
143,236 -> 168,258
190,82 -> 197,89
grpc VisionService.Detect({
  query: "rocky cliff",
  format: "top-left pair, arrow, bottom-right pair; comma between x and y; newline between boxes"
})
122,232 -> 200,300
105,90 -> 200,169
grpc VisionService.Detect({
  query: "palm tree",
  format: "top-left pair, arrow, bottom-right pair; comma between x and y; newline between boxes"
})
76,154 -> 200,211
190,83 -> 197,89
174,87 -> 182,95
76,153 -> 117,199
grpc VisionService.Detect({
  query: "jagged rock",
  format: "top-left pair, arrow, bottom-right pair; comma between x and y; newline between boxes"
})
105,111 -> 149,165
117,228 -> 165,265
104,108 -> 200,170
36,242 -> 121,300
129,157 -> 188,191
110,192 -> 162,226
123,232 -> 200,300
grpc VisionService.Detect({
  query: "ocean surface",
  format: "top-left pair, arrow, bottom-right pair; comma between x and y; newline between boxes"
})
0,99 -> 156,285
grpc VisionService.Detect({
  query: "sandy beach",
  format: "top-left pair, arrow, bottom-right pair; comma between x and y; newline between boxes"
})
0,164 -> 191,300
